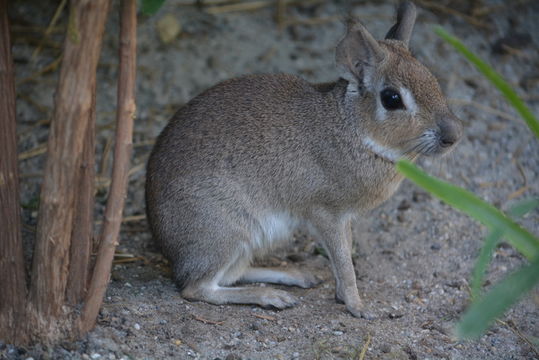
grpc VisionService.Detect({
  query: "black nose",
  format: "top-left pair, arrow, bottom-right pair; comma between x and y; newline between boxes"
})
438,113 -> 463,148
440,133 -> 457,148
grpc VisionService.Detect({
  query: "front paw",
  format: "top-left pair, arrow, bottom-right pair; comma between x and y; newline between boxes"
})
337,291 -> 377,320
346,303 -> 376,320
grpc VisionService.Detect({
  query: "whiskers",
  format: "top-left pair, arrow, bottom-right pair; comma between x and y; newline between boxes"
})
400,130 -> 441,159
395,130 -> 459,182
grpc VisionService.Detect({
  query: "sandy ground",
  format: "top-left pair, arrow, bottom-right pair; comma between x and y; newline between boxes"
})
3,0 -> 539,359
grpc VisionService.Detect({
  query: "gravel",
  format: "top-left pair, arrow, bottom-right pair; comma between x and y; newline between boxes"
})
5,0 -> 538,359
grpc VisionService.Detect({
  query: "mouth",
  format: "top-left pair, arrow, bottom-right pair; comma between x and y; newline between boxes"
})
362,136 -> 402,163
363,129 -> 460,164
404,129 -> 459,158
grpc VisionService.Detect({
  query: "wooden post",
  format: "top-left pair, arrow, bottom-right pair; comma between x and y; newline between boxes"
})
79,0 -> 137,334
0,0 -> 28,344
29,0 -> 110,334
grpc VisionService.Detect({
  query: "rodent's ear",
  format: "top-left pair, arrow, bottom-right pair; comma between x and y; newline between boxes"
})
385,1 -> 417,48
336,18 -> 386,86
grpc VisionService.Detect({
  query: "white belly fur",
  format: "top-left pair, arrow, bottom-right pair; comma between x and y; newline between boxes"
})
252,212 -> 299,251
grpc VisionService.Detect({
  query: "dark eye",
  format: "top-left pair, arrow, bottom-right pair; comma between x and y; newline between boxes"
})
380,88 -> 405,111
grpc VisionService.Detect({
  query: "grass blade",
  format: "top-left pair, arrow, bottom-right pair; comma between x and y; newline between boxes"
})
435,26 -> 539,139
469,199 -> 537,300
140,0 -> 166,15
507,198 -> 539,218
396,160 -> 539,260
470,228 -> 503,299
456,258 -> 539,339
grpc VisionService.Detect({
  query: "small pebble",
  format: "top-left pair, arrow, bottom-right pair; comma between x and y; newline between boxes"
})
134,323 -> 141,330
225,354 -> 242,360
333,330 -> 344,336
91,354 -> 101,359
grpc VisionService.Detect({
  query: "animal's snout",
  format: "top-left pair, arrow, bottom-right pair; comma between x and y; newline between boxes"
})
438,113 -> 463,149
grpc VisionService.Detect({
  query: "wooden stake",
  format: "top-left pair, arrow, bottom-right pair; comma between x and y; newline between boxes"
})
0,0 -> 28,344
79,0 -> 137,334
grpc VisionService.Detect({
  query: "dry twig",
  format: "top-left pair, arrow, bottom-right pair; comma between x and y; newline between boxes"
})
205,0 -> 271,14
507,186 -> 529,201
18,143 -> 47,161
282,15 -> 340,27
17,55 -> 62,85
358,334 -> 371,360
448,98 -> 521,124
193,314 -> 225,325
31,0 -> 68,61
496,319 -> 539,357
414,0 -> 490,30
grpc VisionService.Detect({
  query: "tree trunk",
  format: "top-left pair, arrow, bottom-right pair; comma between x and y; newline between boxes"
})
66,90 -> 96,305
79,0 -> 137,334
29,0 -> 110,340
0,0 -> 28,344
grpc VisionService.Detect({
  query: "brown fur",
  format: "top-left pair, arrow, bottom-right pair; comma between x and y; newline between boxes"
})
145,2 -> 462,317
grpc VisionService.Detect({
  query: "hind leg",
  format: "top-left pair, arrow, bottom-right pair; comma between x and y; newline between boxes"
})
239,267 -> 321,288
181,257 -> 299,309
167,191 -> 302,309
182,283 -> 299,309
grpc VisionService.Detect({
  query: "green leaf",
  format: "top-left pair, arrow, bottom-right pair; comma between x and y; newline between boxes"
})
470,228 -> 503,300
470,199 -> 538,299
140,0 -> 166,15
435,26 -> 539,139
396,160 -> 539,260
456,258 -> 539,339
507,197 -> 539,218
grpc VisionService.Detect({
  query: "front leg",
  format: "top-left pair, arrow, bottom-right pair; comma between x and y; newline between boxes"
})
312,214 -> 364,318
335,220 -> 353,304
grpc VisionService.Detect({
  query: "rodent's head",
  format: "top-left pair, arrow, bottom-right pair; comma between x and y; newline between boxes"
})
336,1 -> 463,162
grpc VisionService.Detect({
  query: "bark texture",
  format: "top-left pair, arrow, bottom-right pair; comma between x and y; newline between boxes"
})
66,90 -> 96,305
29,0 -> 110,338
0,0 -> 28,344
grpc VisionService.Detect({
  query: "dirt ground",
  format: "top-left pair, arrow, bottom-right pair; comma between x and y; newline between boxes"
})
3,0 -> 539,359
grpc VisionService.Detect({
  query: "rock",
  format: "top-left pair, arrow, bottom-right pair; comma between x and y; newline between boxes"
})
225,354 -> 242,360
157,14 -> 182,44
492,32 -> 532,54
397,199 -> 411,211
